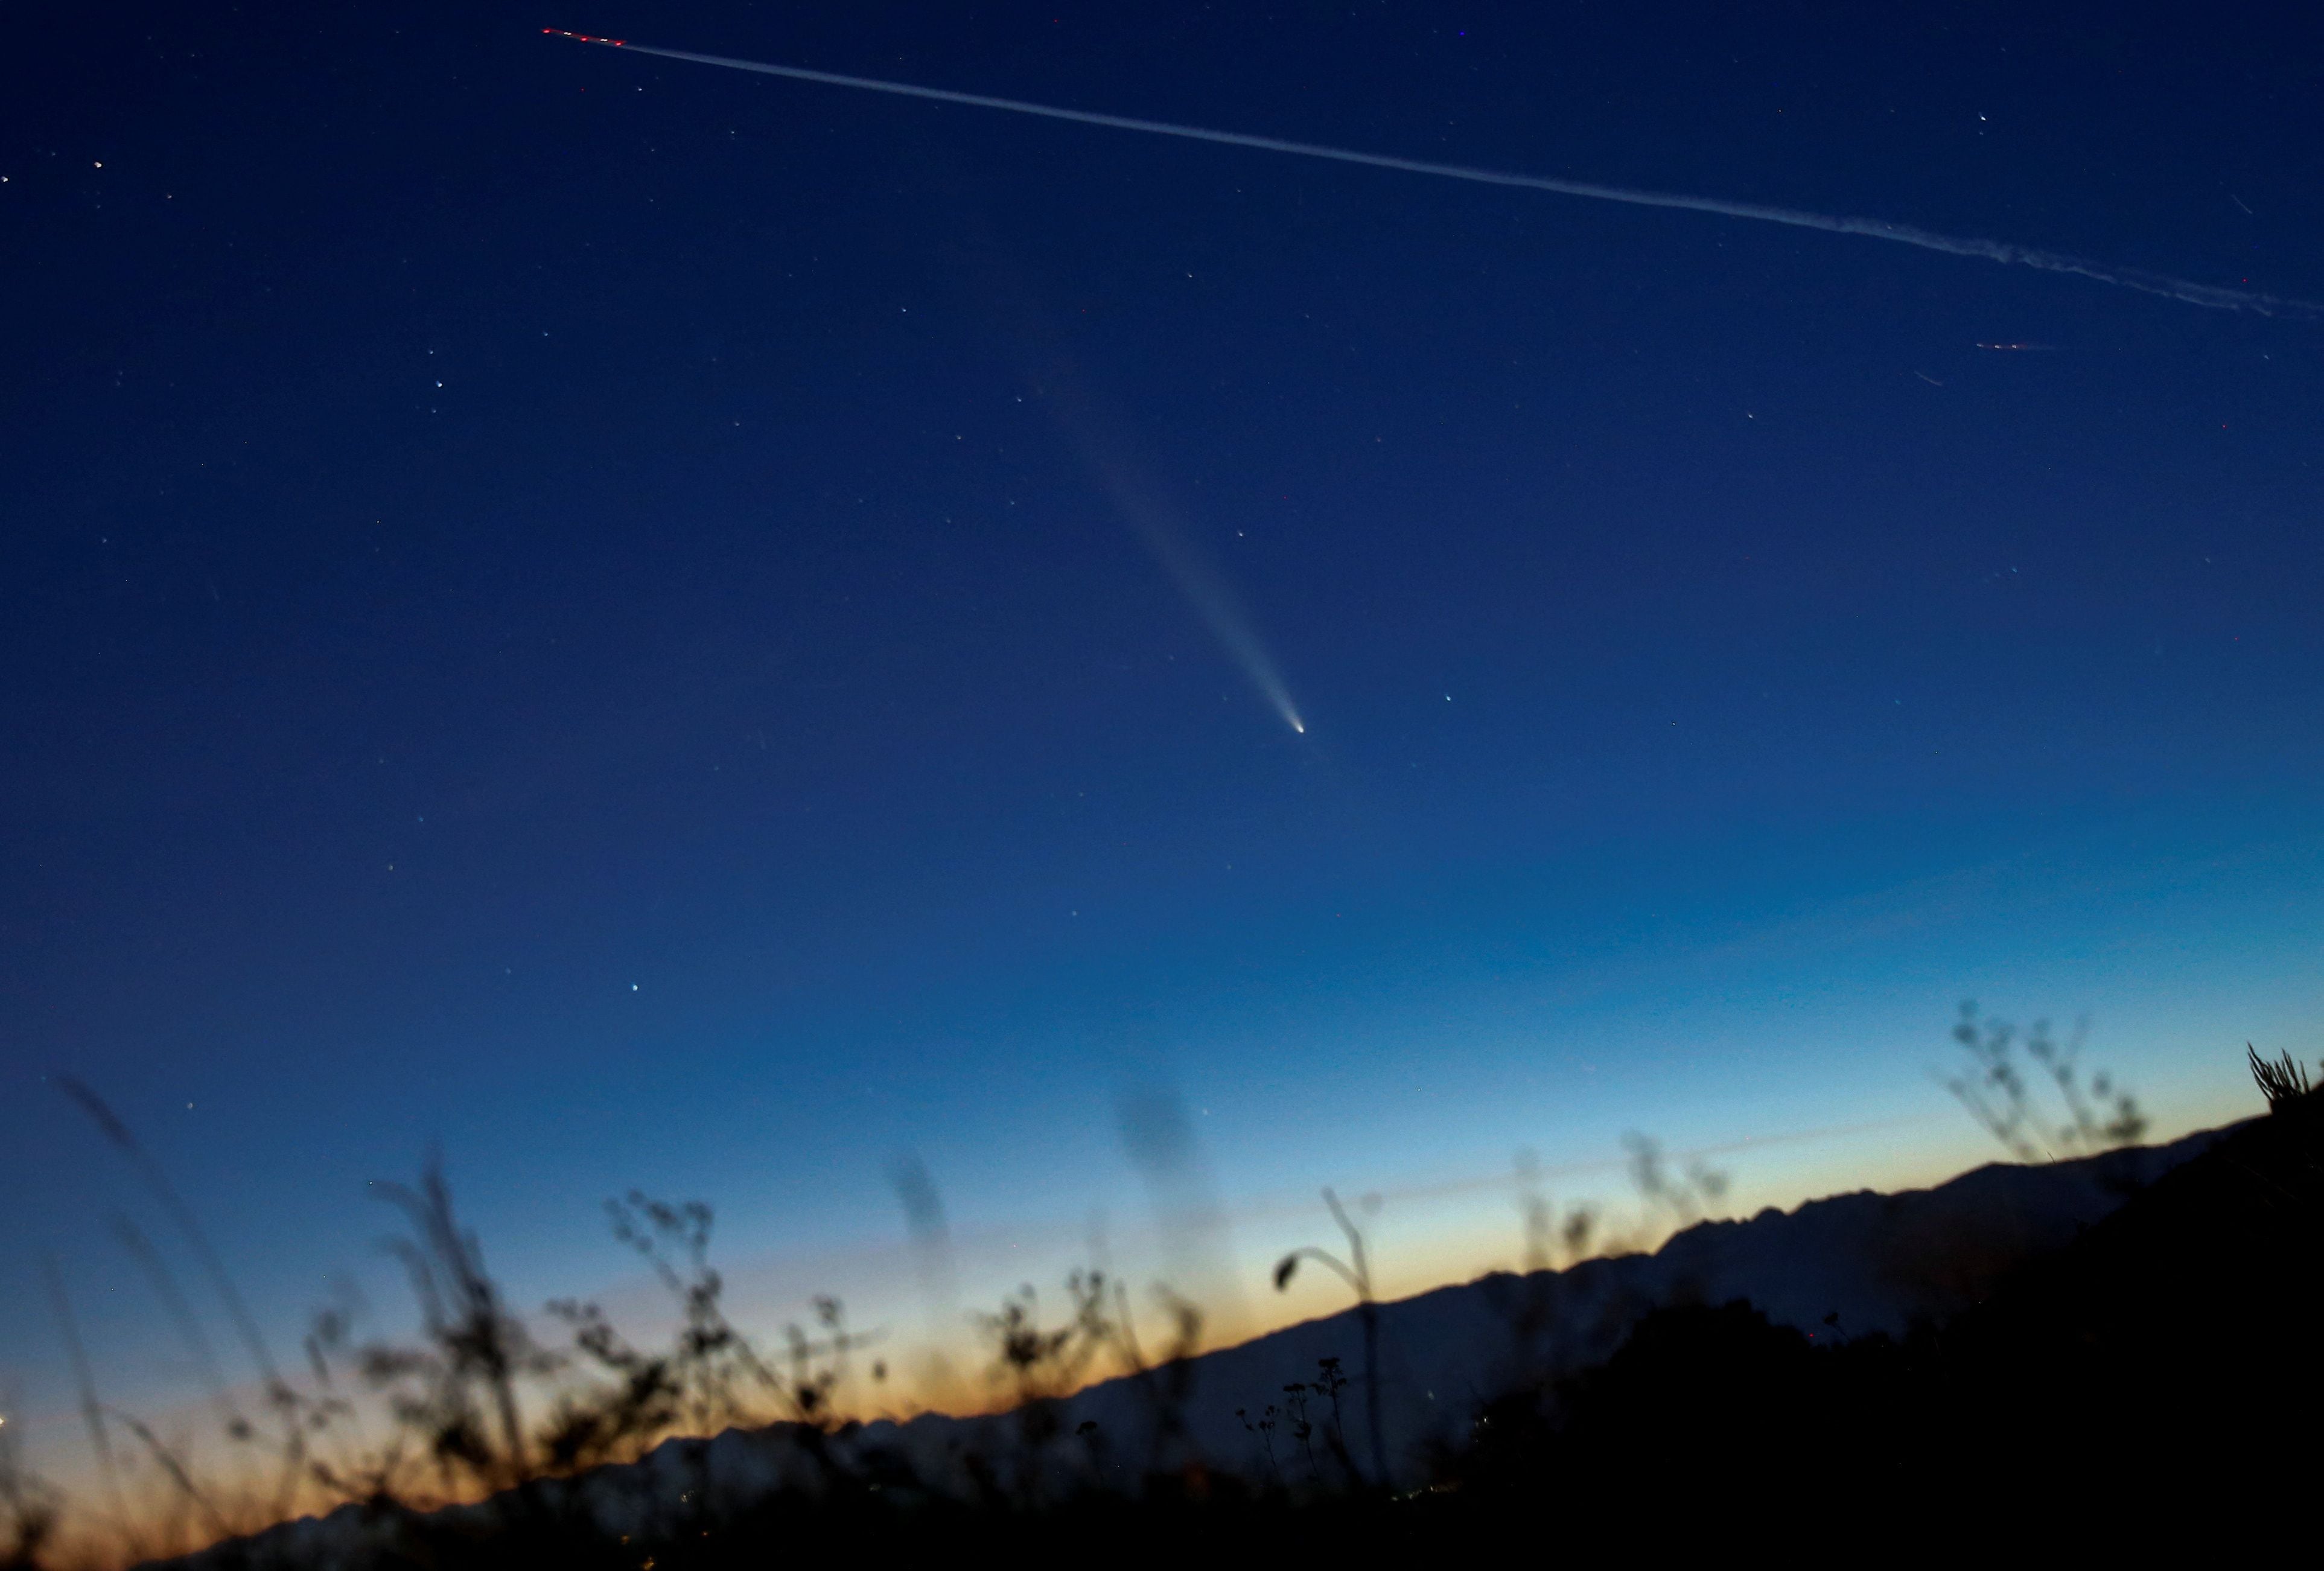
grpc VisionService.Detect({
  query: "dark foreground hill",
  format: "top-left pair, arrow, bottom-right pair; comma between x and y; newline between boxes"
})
146,1101 -> 2319,1566
1460,1088 -> 2324,1522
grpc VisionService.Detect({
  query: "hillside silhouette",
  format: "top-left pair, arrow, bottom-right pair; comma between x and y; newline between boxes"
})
109,1056 -> 2319,1569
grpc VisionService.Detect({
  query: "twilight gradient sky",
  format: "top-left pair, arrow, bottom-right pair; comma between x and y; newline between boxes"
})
5,0 -> 2322,1466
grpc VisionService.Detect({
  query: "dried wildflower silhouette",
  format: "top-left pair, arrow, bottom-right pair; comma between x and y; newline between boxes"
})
1944,1002 -> 2148,1161
1272,1188 -> 1388,1490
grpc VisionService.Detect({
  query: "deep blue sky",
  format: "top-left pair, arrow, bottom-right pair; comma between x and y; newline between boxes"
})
5,0 -> 2322,1464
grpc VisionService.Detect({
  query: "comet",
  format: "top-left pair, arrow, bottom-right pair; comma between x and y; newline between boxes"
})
1120,485 -> 1308,738
545,31 -> 2323,322
1056,395 -> 1310,739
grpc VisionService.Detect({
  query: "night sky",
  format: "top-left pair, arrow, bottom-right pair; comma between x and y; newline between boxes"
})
5,0 -> 2322,1476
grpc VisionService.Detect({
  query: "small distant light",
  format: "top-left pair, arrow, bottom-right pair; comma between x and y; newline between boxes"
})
631,983 -> 639,991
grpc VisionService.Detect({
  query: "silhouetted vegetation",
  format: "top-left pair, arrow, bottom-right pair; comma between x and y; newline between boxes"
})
17,1035 -> 2314,1567
2249,1042 -> 2314,1107
1457,1040 -> 2321,1530
1618,1133 -> 1728,1228
1945,1001 -> 2148,1159
1270,1189 -> 1386,1490
0,1397 -> 60,1571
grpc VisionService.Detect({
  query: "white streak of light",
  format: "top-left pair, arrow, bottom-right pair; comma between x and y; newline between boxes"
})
578,37 -> 2322,321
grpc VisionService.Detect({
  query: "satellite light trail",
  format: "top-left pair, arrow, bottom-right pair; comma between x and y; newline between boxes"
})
546,31 -> 2322,322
